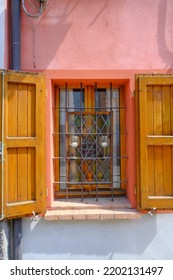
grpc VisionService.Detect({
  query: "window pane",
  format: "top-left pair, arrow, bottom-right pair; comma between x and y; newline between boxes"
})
60,159 -> 66,189
53,84 -> 126,198
112,89 -> 120,188
60,90 -> 66,189
68,89 -> 84,112
96,89 -> 110,110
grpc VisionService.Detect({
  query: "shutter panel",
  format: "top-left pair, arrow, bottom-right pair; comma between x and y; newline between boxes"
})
0,70 -> 46,219
136,75 -> 173,210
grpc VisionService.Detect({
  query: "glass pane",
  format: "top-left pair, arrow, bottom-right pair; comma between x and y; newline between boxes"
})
96,89 -> 110,110
112,89 -> 120,188
60,90 -> 66,134
68,89 -> 84,112
60,159 -> 66,189
60,90 -> 66,190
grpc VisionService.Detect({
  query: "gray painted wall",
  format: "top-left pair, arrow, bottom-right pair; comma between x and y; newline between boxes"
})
22,214 -> 173,260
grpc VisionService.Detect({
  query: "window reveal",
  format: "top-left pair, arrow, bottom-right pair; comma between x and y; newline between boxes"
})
52,83 -> 127,200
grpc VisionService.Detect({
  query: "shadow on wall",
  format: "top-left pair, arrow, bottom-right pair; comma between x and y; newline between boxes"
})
21,0 -> 173,70
22,215 -> 161,260
21,0 -> 108,69
21,0 -> 78,69
157,0 -> 173,70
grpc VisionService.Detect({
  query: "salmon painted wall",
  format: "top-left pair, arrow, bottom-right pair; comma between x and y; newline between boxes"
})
20,0 -> 173,71
19,0 -> 173,208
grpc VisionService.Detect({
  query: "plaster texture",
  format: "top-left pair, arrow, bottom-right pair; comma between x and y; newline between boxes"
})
21,0 -> 173,71
22,214 -> 173,260
2,0 -> 173,260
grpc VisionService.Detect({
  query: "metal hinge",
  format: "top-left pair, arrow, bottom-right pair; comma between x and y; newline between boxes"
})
0,142 -> 4,162
0,142 -> 2,156
148,207 -> 156,216
134,187 -> 137,195
132,89 -> 136,97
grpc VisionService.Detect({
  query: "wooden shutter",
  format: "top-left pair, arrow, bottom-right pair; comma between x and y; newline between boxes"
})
136,75 -> 173,210
0,70 -> 46,219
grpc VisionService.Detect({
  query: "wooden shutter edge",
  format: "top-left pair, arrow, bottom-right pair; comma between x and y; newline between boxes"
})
135,75 -> 142,211
0,73 -> 3,219
35,74 -> 47,216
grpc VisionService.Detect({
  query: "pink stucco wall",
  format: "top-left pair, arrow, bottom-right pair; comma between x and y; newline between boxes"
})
19,0 -> 173,208
21,0 -> 173,71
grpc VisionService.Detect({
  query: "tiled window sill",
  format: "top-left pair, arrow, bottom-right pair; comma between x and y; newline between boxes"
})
44,197 -> 141,220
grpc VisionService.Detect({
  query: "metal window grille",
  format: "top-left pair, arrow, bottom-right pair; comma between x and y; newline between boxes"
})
53,83 -> 127,200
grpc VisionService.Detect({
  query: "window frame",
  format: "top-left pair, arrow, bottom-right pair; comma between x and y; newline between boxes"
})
51,81 -> 127,201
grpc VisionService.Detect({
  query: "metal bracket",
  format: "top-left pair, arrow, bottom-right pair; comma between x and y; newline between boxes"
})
148,207 -> 156,217
32,211 -> 39,221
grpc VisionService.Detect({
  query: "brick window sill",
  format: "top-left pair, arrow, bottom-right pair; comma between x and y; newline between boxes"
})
44,197 -> 141,220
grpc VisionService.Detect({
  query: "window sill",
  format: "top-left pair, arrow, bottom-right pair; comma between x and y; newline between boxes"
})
44,197 -> 141,220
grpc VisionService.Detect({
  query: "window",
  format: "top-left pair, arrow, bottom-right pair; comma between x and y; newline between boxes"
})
52,83 -> 127,200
